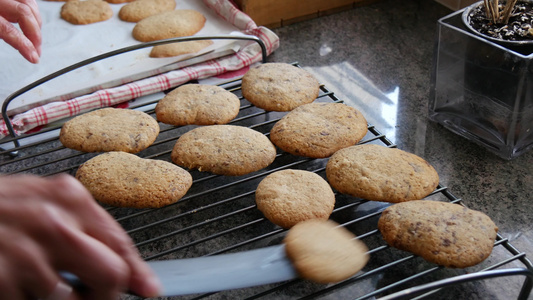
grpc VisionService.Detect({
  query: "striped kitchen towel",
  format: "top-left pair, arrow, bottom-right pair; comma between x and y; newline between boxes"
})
0,0 -> 279,140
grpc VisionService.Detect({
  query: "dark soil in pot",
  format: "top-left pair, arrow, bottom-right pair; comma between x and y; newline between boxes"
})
461,2 -> 533,129
468,1 -> 533,42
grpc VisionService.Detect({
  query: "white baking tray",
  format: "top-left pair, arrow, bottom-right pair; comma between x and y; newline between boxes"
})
0,0 -> 242,116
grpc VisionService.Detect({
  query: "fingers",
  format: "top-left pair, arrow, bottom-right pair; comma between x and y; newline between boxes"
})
0,174 -> 161,299
0,0 -> 42,63
120,248 -> 162,297
104,235 -> 162,298
47,175 -> 162,298
76,216 -> 161,298
45,281 -> 77,300
15,0 -> 42,55
51,222 -> 129,300
20,0 -> 42,28
1,175 -> 128,299
0,17 -> 39,63
0,226 -> 79,300
0,256 -> 27,300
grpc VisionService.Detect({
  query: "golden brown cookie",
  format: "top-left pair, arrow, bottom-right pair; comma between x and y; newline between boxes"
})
60,0 -> 113,25
59,108 -> 159,153
255,169 -> 335,228
132,10 -> 206,42
150,40 -> 213,58
270,103 -> 368,158
284,219 -> 369,284
378,200 -> 498,268
76,152 -> 192,208
171,125 -> 276,176
155,84 -> 240,126
326,144 -> 439,203
241,63 -> 320,112
105,0 -> 133,4
118,0 -> 176,22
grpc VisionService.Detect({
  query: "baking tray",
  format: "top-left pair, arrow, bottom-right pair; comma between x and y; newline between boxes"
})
0,0 -> 244,117
1,39 -> 532,299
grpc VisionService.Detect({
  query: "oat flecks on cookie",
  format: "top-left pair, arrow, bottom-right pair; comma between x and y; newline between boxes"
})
284,219 -> 369,284
255,169 -> 335,228
378,200 -> 498,268
270,102 -> 368,158
326,144 -> 439,203
171,125 -> 277,176
150,40 -> 214,58
119,0 -> 176,23
155,84 -> 240,126
60,0 -> 113,25
105,0 -> 134,4
132,9 -> 206,42
241,63 -> 320,112
59,108 -> 159,153
76,152 -> 193,208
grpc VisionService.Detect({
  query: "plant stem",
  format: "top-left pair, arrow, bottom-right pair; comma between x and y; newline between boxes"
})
483,0 -> 518,24
502,0 -> 518,23
493,0 -> 500,22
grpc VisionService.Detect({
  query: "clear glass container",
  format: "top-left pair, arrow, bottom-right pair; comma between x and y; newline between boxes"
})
429,9 -> 533,159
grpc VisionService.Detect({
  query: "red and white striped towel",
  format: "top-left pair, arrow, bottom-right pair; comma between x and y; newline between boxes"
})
0,0 -> 279,140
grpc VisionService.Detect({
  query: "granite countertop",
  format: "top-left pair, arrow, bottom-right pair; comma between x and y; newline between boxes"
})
267,0 -> 533,298
2,0 -> 532,299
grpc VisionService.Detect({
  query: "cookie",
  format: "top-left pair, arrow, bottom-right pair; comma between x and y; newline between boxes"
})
241,63 -> 320,112
76,152 -> 192,208
378,200 -> 498,268
132,10 -> 206,42
326,144 -> 439,203
155,84 -> 240,126
171,125 -> 276,176
270,103 -> 368,158
60,0 -> 113,25
118,0 -> 176,23
284,219 -> 369,284
105,0 -> 133,4
255,169 -> 335,228
59,108 -> 159,153
150,40 -> 213,58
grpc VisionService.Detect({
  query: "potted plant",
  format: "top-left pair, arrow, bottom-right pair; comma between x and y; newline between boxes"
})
463,0 -> 533,51
429,0 -> 533,160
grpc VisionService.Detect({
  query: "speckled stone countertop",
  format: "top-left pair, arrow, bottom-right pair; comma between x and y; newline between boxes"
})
3,0 -> 532,299
267,0 -> 533,298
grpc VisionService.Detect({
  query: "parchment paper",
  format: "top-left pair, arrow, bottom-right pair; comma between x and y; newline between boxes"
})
0,0 -> 241,115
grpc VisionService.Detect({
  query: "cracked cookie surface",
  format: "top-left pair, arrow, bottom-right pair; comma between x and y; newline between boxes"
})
270,102 -> 367,158
171,125 -> 276,176
241,63 -> 320,112
60,0 -> 113,25
255,169 -> 335,228
76,152 -> 192,208
326,144 -> 439,203
119,0 -> 176,22
60,108 -> 159,153
156,84 -> 239,126
378,200 -> 498,268
132,9 -> 206,42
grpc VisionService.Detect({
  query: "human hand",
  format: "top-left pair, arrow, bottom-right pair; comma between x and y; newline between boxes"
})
0,174 -> 161,300
0,0 -> 42,63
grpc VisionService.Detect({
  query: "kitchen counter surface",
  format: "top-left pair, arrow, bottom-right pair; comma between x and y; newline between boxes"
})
1,0 -> 532,299
267,0 -> 533,298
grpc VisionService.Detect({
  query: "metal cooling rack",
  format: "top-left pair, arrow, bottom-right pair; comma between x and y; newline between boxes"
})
1,37 -> 532,300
